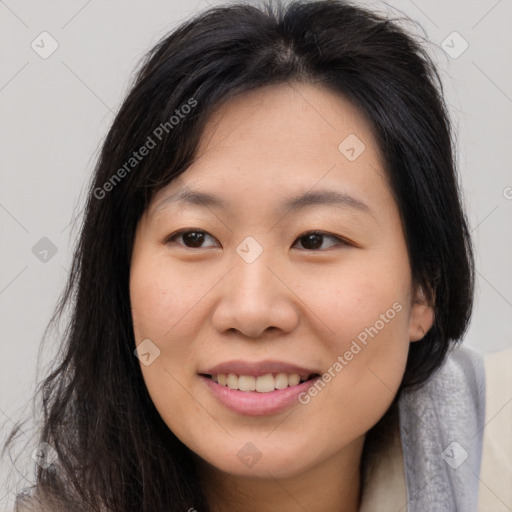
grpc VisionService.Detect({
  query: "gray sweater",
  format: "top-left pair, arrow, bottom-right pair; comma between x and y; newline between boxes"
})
397,344 -> 486,511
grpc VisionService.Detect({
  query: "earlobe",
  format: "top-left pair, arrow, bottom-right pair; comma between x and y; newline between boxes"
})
409,287 -> 435,342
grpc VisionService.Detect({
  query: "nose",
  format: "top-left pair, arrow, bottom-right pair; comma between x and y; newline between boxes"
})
211,249 -> 299,339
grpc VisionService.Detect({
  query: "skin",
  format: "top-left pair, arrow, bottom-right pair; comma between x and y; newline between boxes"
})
130,82 -> 434,512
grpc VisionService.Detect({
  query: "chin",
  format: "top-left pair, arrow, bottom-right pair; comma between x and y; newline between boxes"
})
196,443 -> 314,480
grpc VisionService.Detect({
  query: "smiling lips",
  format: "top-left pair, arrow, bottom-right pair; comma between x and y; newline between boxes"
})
212,372 -> 316,392
200,359 -> 320,394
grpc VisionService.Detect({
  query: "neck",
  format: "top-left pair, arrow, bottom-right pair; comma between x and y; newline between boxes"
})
196,435 -> 365,512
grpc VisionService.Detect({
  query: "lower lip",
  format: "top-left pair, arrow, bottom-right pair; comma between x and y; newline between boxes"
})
201,375 -> 321,416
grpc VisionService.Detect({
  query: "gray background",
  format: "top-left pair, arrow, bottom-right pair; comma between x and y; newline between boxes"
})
1,0 -> 511,506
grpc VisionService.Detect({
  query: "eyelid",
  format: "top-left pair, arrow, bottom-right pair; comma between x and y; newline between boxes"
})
292,230 -> 352,250
163,228 -> 219,247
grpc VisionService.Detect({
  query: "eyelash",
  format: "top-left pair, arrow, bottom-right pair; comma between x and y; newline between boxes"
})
164,229 -> 352,251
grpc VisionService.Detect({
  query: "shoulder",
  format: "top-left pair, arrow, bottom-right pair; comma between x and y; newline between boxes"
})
399,342 -> 486,431
12,488 -> 89,512
397,343 -> 486,511
13,491 -> 49,512
361,343 -> 489,512
478,348 -> 512,511
361,344 -> 512,512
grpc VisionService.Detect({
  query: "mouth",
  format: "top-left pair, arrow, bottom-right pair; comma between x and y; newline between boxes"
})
198,359 -> 323,414
200,372 -> 322,416
199,372 -> 321,393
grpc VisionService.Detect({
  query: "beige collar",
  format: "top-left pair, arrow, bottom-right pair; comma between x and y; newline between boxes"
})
359,419 -> 407,511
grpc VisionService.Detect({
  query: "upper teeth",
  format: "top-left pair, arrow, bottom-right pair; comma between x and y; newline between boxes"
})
211,373 -> 310,392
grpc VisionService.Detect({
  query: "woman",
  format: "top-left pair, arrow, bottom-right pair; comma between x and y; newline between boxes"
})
3,0 -> 510,511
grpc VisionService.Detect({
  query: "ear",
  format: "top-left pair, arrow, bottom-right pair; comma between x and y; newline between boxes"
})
409,285 -> 435,342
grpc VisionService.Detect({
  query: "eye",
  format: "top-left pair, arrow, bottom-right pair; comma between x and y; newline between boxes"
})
164,229 -> 350,251
165,229 -> 219,249
292,231 -> 350,251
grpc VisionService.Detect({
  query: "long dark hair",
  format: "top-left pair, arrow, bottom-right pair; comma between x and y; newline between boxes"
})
2,0 -> 474,510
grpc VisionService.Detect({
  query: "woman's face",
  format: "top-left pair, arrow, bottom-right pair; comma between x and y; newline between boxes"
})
130,83 -> 433,481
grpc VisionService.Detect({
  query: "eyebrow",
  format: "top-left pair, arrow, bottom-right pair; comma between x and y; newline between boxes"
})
152,187 -> 374,218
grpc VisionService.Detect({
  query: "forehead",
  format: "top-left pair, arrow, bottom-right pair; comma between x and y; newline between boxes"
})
196,82 -> 380,159
150,82 -> 391,218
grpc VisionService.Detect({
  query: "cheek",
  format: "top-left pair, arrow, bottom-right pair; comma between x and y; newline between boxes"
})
301,264 -> 411,429
130,255 -> 205,341
129,253 -> 223,393
309,259 -> 410,347
130,273 -> 177,340
130,255 -> 203,426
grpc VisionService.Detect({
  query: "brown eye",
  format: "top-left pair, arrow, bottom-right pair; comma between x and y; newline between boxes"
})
165,229 -> 218,248
293,231 -> 348,251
